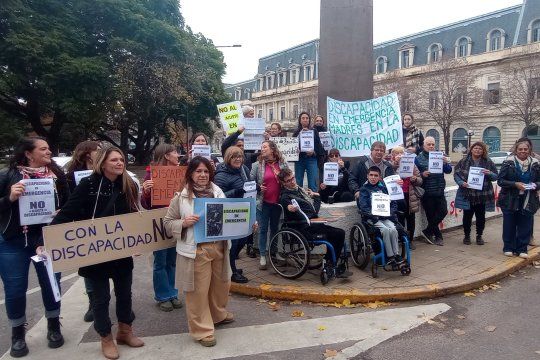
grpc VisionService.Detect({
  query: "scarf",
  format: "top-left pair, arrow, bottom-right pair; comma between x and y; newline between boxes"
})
514,155 -> 531,173
404,125 -> 421,149
192,183 -> 214,198
455,155 -> 494,206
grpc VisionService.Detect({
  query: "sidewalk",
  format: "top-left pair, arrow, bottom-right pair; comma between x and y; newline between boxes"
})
231,214 -> 540,303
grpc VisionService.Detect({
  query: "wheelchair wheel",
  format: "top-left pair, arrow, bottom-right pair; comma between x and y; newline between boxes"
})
268,228 -> 310,279
320,269 -> 330,285
371,261 -> 379,278
349,223 -> 370,270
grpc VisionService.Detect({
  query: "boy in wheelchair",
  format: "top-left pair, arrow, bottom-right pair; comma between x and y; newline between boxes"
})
278,169 -> 352,278
358,166 -> 406,268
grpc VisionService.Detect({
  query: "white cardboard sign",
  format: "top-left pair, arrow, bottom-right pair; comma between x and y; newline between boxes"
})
19,179 -> 56,226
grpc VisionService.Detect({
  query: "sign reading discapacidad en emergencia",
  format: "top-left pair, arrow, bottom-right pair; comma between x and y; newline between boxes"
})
327,92 -> 403,157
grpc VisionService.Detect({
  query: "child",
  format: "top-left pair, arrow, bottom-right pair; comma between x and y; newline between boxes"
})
358,166 -> 404,265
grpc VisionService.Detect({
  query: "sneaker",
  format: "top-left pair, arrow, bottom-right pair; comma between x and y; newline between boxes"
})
421,230 -> 434,245
259,256 -> 267,270
231,272 -> 249,283
463,236 -> 471,245
395,255 -> 405,265
434,237 -> 444,246
503,251 -> 514,257
199,335 -> 216,347
519,252 -> 529,259
171,298 -> 183,309
158,301 -> 174,312
476,235 -> 485,245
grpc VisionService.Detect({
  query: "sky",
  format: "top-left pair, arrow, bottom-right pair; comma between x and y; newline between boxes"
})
180,0 -> 523,84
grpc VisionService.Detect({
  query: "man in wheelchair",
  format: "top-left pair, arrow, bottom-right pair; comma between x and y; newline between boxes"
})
278,169 -> 352,278
358,166 -> 406,267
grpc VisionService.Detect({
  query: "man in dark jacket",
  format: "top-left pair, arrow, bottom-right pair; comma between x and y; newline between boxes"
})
415,136 -> 452,246
278,169 -> 350,277
348,141 -> 395,200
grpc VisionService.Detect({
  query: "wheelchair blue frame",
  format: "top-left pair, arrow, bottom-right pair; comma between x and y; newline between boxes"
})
372,233 -> 411,267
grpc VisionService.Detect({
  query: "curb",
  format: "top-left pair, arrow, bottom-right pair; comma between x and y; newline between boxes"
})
230,246 -> 540,304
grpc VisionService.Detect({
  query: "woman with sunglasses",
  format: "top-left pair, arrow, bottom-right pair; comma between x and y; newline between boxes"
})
319,149 -> 354,204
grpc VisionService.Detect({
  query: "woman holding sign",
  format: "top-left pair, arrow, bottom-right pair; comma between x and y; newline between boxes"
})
50,145 -> 143,359
497,138 -> 540,258
402,113 -> 424,154
319,149 -> 354,204
293,112 -> 325,191
454,142 -> 498,246
140,144 -> 183,312
0,137 -> 68,357
180,133 -> 218,167
164,156 -> 233,347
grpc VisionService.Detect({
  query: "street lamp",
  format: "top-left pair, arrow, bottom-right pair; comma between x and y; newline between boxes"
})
467,130 -> 474,149
215,44 -> 242,48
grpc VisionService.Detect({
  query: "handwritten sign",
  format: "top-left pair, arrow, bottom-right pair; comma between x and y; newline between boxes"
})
243,118 -> 266,151
270,137 -> 299,162
383,175 -> 404,200
399,153 -> 416,178
243,181 -> 257,199
217,101 -> 244,135
192,145 -> 211,160
319,131 -> 333,151
323,162 -> 339,186
428,151 -> 444,174
299,130 -> 314,152
467,167 -> 485,190
151,166 -> 187,206
42,208 -> 175,272
371,193 -> 391,217
327,93 -> 403,157
19,179 -> 55,226
74,170 -> 93,186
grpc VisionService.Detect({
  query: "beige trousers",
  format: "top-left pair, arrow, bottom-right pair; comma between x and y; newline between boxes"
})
185,242 -> 230,340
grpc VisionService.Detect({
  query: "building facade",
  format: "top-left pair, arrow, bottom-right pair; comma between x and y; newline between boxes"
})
225,0 -> 540,158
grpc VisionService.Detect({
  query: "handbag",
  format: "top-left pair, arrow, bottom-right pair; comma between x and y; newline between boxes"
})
412,185 -> 425,199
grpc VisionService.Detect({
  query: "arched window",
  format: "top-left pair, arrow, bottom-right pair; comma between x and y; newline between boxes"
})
376,56 -> 387,74
427,43 -> 442,63
482,126 -> 501,152
426,129 -> 440,150
525,124 -> 540,153
529,19 -> 540,43
452,128 -> 468,153
487,29 -> 505,51
455,37 -> 471,58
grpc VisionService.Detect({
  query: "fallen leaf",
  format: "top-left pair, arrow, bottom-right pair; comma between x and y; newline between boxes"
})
453,329 -> 466,336
291,310 -> 304,317
457,315 -> 466,319
464,292 -> 476,297
290,300 -> 302,305
433,321 -> 446,329
324,349 -> 338,358
488,284 -> 501,290
267,302 -> 280,311
438,316 -> 449,322
268,301 -> 276,306
362,301 -> 392,309
509,274 -> 517,278
485,326 -> 497,332
342,299 -> 351,306
318,325 -> 327,331
258,299 -> 268,303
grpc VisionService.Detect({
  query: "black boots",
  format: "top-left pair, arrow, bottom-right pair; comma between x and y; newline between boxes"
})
10,324 -> 28,358
463,235 -> 472,245
83,292 -> 94,322
476,235 -> 485,245
47,317 -> 64,349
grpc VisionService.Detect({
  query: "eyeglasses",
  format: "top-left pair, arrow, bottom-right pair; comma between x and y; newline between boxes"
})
328,154 -> 339,158
232,155 -> 243,160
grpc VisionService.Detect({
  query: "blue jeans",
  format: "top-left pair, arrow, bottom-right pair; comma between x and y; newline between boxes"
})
295,156 -> 319,191
0,235 -> 61,327
230,236 -> 249,273
153,248 -> 178,302
257,202 -> 282,257
502,210 -> 534,254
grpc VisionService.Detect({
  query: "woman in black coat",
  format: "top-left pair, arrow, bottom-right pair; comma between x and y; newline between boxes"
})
214,146 -> 253,283
319,149 -> 354,204
50,145 -> 144,359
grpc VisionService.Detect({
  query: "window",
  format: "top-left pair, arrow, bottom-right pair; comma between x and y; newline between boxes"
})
452,128 -> 468,153
428,43 -> 442,63
278,72 -> 286,87
483,126 -> 501,152
234,89 -> 241,100
258,78 -> 264,91
244,88 -> 251,100
401,93 -> 411,112
485,83 -> 500,104
426,129 -> 440,150
454,88 -> 467,107
456,37 -> 470,57
487,29 -> 505,51
530,78 -> 540,100
401,50 -> 410,68
257,109 -> 263,118
304,66 -> 312,81
376,56 -> 387,74
280,106 -> 285,120
290,69 -> 298,84
528,19 -> 540,43
429,91 -> 439,110
293,104 -> 299,119
268,108 -> 274,121
265,75 -> 275,89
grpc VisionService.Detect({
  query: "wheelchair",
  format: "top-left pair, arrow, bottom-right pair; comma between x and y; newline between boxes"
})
267,208 -> 350,285
349,216 -> 411,278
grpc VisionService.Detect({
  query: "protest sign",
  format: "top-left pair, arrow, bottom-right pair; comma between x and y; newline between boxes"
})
327,92 -> 403,157
243,118 -> 266,151
193,198 -> 256,243
371,193 -> 391,217
524,183 -> 537,190
32,254 -> 61,302
243,181 -> 257,199
19,179 -> 55,226
399,153 -> 416,178
270,137 -> 299,161
299,130 -> 315,152
151,166 -> 187,206
383,175 -> 405,200
319,131 -> 333,151
467,167 -> 485,190
74,170 -> 93,186
428,151 -> 444,174
192,145 -> 211,160
42,208 -> 175,272
323,162 -> 339,186
217,101 -> 244,135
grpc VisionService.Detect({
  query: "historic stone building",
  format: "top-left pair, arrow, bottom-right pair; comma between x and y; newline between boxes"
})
225,0 -> 540,159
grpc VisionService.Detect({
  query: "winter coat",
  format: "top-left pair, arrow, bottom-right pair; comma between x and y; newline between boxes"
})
358,181 -> 398,223
250,159 -> 289,210
0,167 -> 69,246
163,183 -> 231,292
348,156 -> 395,195
220,130 -> 258,170
319,161 -> 351,203
293,128 -> 326,160
280,186 -> 321,226
50,173 -> 136,279
497,156 -> 540,214
415,150 -> 452,197
453,156 -> 498,211
214,163 -> 251,198
397,165 -> 423,214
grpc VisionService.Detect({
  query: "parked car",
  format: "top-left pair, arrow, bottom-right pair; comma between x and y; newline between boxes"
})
488,151 -> 511,166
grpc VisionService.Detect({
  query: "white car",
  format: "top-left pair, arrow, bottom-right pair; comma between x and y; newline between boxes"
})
488,151 -> 511,166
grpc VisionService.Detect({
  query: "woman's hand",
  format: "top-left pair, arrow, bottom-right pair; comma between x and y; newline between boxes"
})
320,183 -> 327,190
36,246 -> 47,257
183,215 -> 200,228
142,180 -> 154,195
252,221 -> 259,232
515,182 -> 527,191
422,170 -> 430,178
287,204 -> 298,212
260,184 -> 267,194
481,169 -> 491,175
338,159 -> 345,168
306,151 -> 314,156
461,182 -> 469,188
9,182 -> 25,202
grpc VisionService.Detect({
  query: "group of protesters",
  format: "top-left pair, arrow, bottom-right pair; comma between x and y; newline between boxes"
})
1,105 -> 539,359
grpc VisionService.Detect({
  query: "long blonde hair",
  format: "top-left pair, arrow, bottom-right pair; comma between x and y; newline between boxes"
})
152,143 -> 176,166
93,145 -> 139,211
